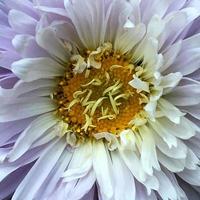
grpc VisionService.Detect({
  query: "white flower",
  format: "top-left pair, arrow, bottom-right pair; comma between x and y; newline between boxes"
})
0,0 -> 200,200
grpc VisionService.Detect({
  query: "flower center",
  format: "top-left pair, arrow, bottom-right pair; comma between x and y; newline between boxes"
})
53,43 -> 145,139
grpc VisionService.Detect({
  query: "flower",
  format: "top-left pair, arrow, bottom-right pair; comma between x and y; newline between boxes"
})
0,0 -> 200,199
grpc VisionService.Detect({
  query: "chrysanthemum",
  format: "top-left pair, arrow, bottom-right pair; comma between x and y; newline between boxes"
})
0,0 -> 200,199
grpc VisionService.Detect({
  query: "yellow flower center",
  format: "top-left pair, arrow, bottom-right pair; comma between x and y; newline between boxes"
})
53,43 -> 145,139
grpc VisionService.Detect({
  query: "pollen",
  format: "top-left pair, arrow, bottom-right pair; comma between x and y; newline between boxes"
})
52,43 -> 146,140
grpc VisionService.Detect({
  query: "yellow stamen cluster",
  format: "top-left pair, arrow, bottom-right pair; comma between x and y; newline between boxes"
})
52,44 -> 145,139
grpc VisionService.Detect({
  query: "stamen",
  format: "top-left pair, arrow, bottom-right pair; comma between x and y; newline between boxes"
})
83,102 -> 95,114
108,92 -> 119,115
82,114 -> 96,132
81,78 -> 102,87
105,72 -> 110,84
82,89 -> 93,106
98,114 -> 116,121
73,89 -> 87,99
67,99 -> 80,110
110,64 -> 124,71
103,80 -> 121,95
114,93 -> 129,102
90,97 -> 107,116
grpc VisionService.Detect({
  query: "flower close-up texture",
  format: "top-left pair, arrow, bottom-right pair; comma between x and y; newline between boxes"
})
0,0 -> 200,199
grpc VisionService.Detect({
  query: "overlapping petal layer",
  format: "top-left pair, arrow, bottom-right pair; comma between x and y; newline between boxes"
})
0,0 -> 200,200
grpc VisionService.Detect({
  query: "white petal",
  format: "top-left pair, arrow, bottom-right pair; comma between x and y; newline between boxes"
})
160,8 -> 200,51
8,113 -> 58,161
158,117 -> 198,140
8,9 -> 36,35
5,0 -> 38,19
12,34 -> 48,58
149,119 -> 177,148
12,79 -> 57,97
0,147 -> 42,182
32,130 -> 56,148
114,23 -> 146,54
167,83 -> 200,106
93,141 -> 113,199
35,5 -> 68,17
111,150 -> 136,200
46,183 -> 66,200
154,170 -> 178,200
94,132 -> 118,151
119,129 -> 136,151
134,37 -> 160,73
67,171 -> 96,200
12,139 -> 66,200
135,181 -> 157,200
35,149 -> 73,199
52,21 -> 83,49
182,104 -> 200,120
129,76 -> 149,92
157,150 -> 185,172
0,97 -> 56,122
163,168 -> 187,200
12,57 -> 65,81
0,118 -> 33,146
178,167 -> 200,186
158,98 -> 184,124
144,101 -> 157,119
36,27 -> 71,62
119,143 -> 146,183
182,33 -> 200,50
170,48 -> 200,76
0,164 -> 31,200
154,133 -> 187,159
139,125 -> 160,175
161,41 -> 182,72
147,14 -> 165,38
141,0 -> 174,24
187,137 -> 200,158
185,149 -> 199,170
65,0 -> 106,49
0,148 -> 11,163
62,142 -> 92,182
161,72 -> 182,94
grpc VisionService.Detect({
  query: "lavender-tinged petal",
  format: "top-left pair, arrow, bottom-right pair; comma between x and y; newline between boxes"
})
0,25 -> 15,39
0,36 -> 14,51
8,113 -> 58,162
0,147 -> 43,182
0,74 -> 18,88
12,57 -> 65,82
0,9 -> 8,26
36,27 -> 71,62
67,171 -> 96,200
0,97 -> 56,122
181,104 -> 200,120
166,84 -> 200,106
12,139 -> 66,200
81,185 -> 98,200
0,50 -> 21,70
5,0 -> 39,20
35,149 -> 73,199
12,34 -> 49,58
0,163 -> 33,200
8,9 -> 37,35
178,167 -> 200,186
0,118 -> 34,147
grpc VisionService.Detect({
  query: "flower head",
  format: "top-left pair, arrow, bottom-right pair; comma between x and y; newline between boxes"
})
0,0 -> 200,199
